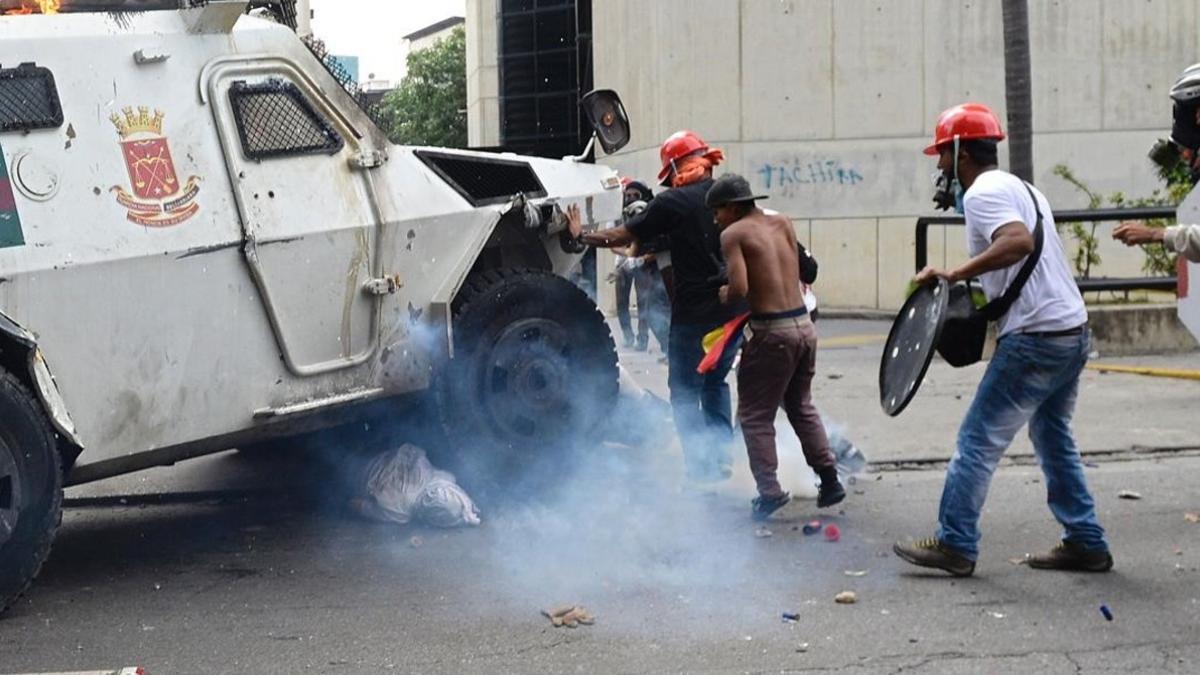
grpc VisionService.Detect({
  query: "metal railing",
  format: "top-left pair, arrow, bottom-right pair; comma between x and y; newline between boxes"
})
915,206 -> 1179,292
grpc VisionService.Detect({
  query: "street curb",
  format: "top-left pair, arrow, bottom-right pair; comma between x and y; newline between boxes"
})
868,444 -> 1200,472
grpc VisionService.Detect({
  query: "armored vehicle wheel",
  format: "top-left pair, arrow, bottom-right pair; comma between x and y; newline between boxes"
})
438,269 -> 618,487
0,369 -> 62,615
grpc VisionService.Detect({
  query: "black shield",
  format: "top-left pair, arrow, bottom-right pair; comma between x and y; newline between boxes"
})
879,279 -> 949,417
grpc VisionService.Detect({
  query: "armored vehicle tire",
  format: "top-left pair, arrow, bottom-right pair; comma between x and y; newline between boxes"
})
438,269 -> 618,489
0,370 -> 63,615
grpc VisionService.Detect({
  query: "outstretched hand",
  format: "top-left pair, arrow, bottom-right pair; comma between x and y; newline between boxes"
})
1112,221 -> 1163,246
565,203 -> 584,239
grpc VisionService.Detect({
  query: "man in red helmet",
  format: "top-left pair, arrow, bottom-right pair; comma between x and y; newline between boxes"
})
577,130 -> 742,484
893,103 -> 1111,577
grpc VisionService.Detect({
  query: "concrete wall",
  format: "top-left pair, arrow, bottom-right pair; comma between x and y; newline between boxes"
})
587,0 -> 1198,309
465,0 -> 500,148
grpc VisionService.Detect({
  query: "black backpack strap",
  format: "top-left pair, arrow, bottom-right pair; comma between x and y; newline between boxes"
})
980,182 -> 1045,320
797,241 -> 818,284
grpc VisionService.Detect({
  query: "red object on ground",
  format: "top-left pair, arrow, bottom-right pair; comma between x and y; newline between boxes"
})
824,524 -> 841,542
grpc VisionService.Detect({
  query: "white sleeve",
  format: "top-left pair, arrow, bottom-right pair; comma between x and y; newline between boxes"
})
1164,224 -> 1200,263
964,185 -> 1026,241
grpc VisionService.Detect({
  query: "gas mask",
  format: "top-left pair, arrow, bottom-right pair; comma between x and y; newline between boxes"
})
931,138 -> 964,213
1148,139 -> 1189,175
1162,101 -> 1200,184
931,170 -> 958,211
623,200 -> 648,222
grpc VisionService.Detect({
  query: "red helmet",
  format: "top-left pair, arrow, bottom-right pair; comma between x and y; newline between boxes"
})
658,130 -> 709,181
924,103 -> 1005,155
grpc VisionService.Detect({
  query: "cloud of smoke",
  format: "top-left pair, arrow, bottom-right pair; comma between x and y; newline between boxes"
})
465,370 -> 833,608
337,309 -> 863,613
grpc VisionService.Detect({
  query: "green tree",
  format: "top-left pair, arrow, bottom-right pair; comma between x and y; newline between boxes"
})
378,26 -> 466,147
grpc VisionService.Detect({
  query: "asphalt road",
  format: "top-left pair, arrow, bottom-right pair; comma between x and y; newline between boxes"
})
1,319 -> 1198,674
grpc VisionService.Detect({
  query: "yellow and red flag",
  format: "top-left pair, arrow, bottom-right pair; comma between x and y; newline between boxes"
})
696,313 -> 750,374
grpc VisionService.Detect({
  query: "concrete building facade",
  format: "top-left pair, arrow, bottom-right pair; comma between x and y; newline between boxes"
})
469,0 -> 1198,309
466,0 -> 501,148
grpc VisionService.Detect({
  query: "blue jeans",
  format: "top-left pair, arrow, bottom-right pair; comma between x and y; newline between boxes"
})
668,321 -> 737,479
937,330 -> 1108,560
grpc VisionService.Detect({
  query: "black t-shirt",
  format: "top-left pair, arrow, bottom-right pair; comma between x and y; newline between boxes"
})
626,178 -> 739,325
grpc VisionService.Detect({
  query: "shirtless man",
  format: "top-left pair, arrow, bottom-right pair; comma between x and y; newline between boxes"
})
708,174 -> 845,520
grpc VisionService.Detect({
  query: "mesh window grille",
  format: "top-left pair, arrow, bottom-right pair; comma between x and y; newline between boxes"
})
229,80 -> 343,160
302,35 -> 388,130
415,150 -> 546,206
0,63 -> 63,133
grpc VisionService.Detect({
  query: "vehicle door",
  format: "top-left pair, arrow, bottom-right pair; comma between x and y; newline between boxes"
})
205,62 -> 382,376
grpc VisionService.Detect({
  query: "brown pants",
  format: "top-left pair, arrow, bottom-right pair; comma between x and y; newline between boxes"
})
737,315 -> 835,498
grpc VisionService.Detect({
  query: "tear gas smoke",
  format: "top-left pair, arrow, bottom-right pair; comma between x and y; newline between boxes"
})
322,310 -> 865,621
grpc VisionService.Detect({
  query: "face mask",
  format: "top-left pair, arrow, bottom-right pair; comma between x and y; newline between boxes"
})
1149,138 -> 1183,172
1149,138 -> 1200,183
931,138 -> 965,212
931,170 -> 956,211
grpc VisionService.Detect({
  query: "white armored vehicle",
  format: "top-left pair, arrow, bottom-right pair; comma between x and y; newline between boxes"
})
0,0 -> 630,611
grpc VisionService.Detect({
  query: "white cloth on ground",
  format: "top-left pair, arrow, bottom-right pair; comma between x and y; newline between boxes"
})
353,443 -> 481,527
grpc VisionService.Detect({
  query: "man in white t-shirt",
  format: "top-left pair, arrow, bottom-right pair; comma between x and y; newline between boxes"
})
893,103 -> 1112,577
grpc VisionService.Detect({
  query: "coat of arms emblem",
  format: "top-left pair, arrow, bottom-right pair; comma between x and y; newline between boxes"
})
110,106 -> 201,227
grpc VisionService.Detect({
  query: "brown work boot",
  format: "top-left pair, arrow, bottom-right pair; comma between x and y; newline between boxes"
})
893,537 -> 975,577
1027,541 -> 1113,572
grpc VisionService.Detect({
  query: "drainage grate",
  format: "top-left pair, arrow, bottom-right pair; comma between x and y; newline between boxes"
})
415,150 -> 546,207
0,63 -> 62,134
229,79 -> 343,160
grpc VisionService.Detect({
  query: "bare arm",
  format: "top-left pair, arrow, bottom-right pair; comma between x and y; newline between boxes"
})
719,228 -> 749,304
1115,222 -> 1200,263
581,225 -> 637,248
564,203 -> 638,248
1112,221 -> 1165,246
613,243 -> 636,258
915,221 -> 1035,283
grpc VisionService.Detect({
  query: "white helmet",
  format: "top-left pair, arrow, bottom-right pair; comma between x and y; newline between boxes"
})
1169,62 -> 1200,102
1167,62 -> 1200,161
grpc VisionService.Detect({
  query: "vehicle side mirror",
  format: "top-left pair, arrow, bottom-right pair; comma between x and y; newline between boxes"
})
581,89 -> 630,155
